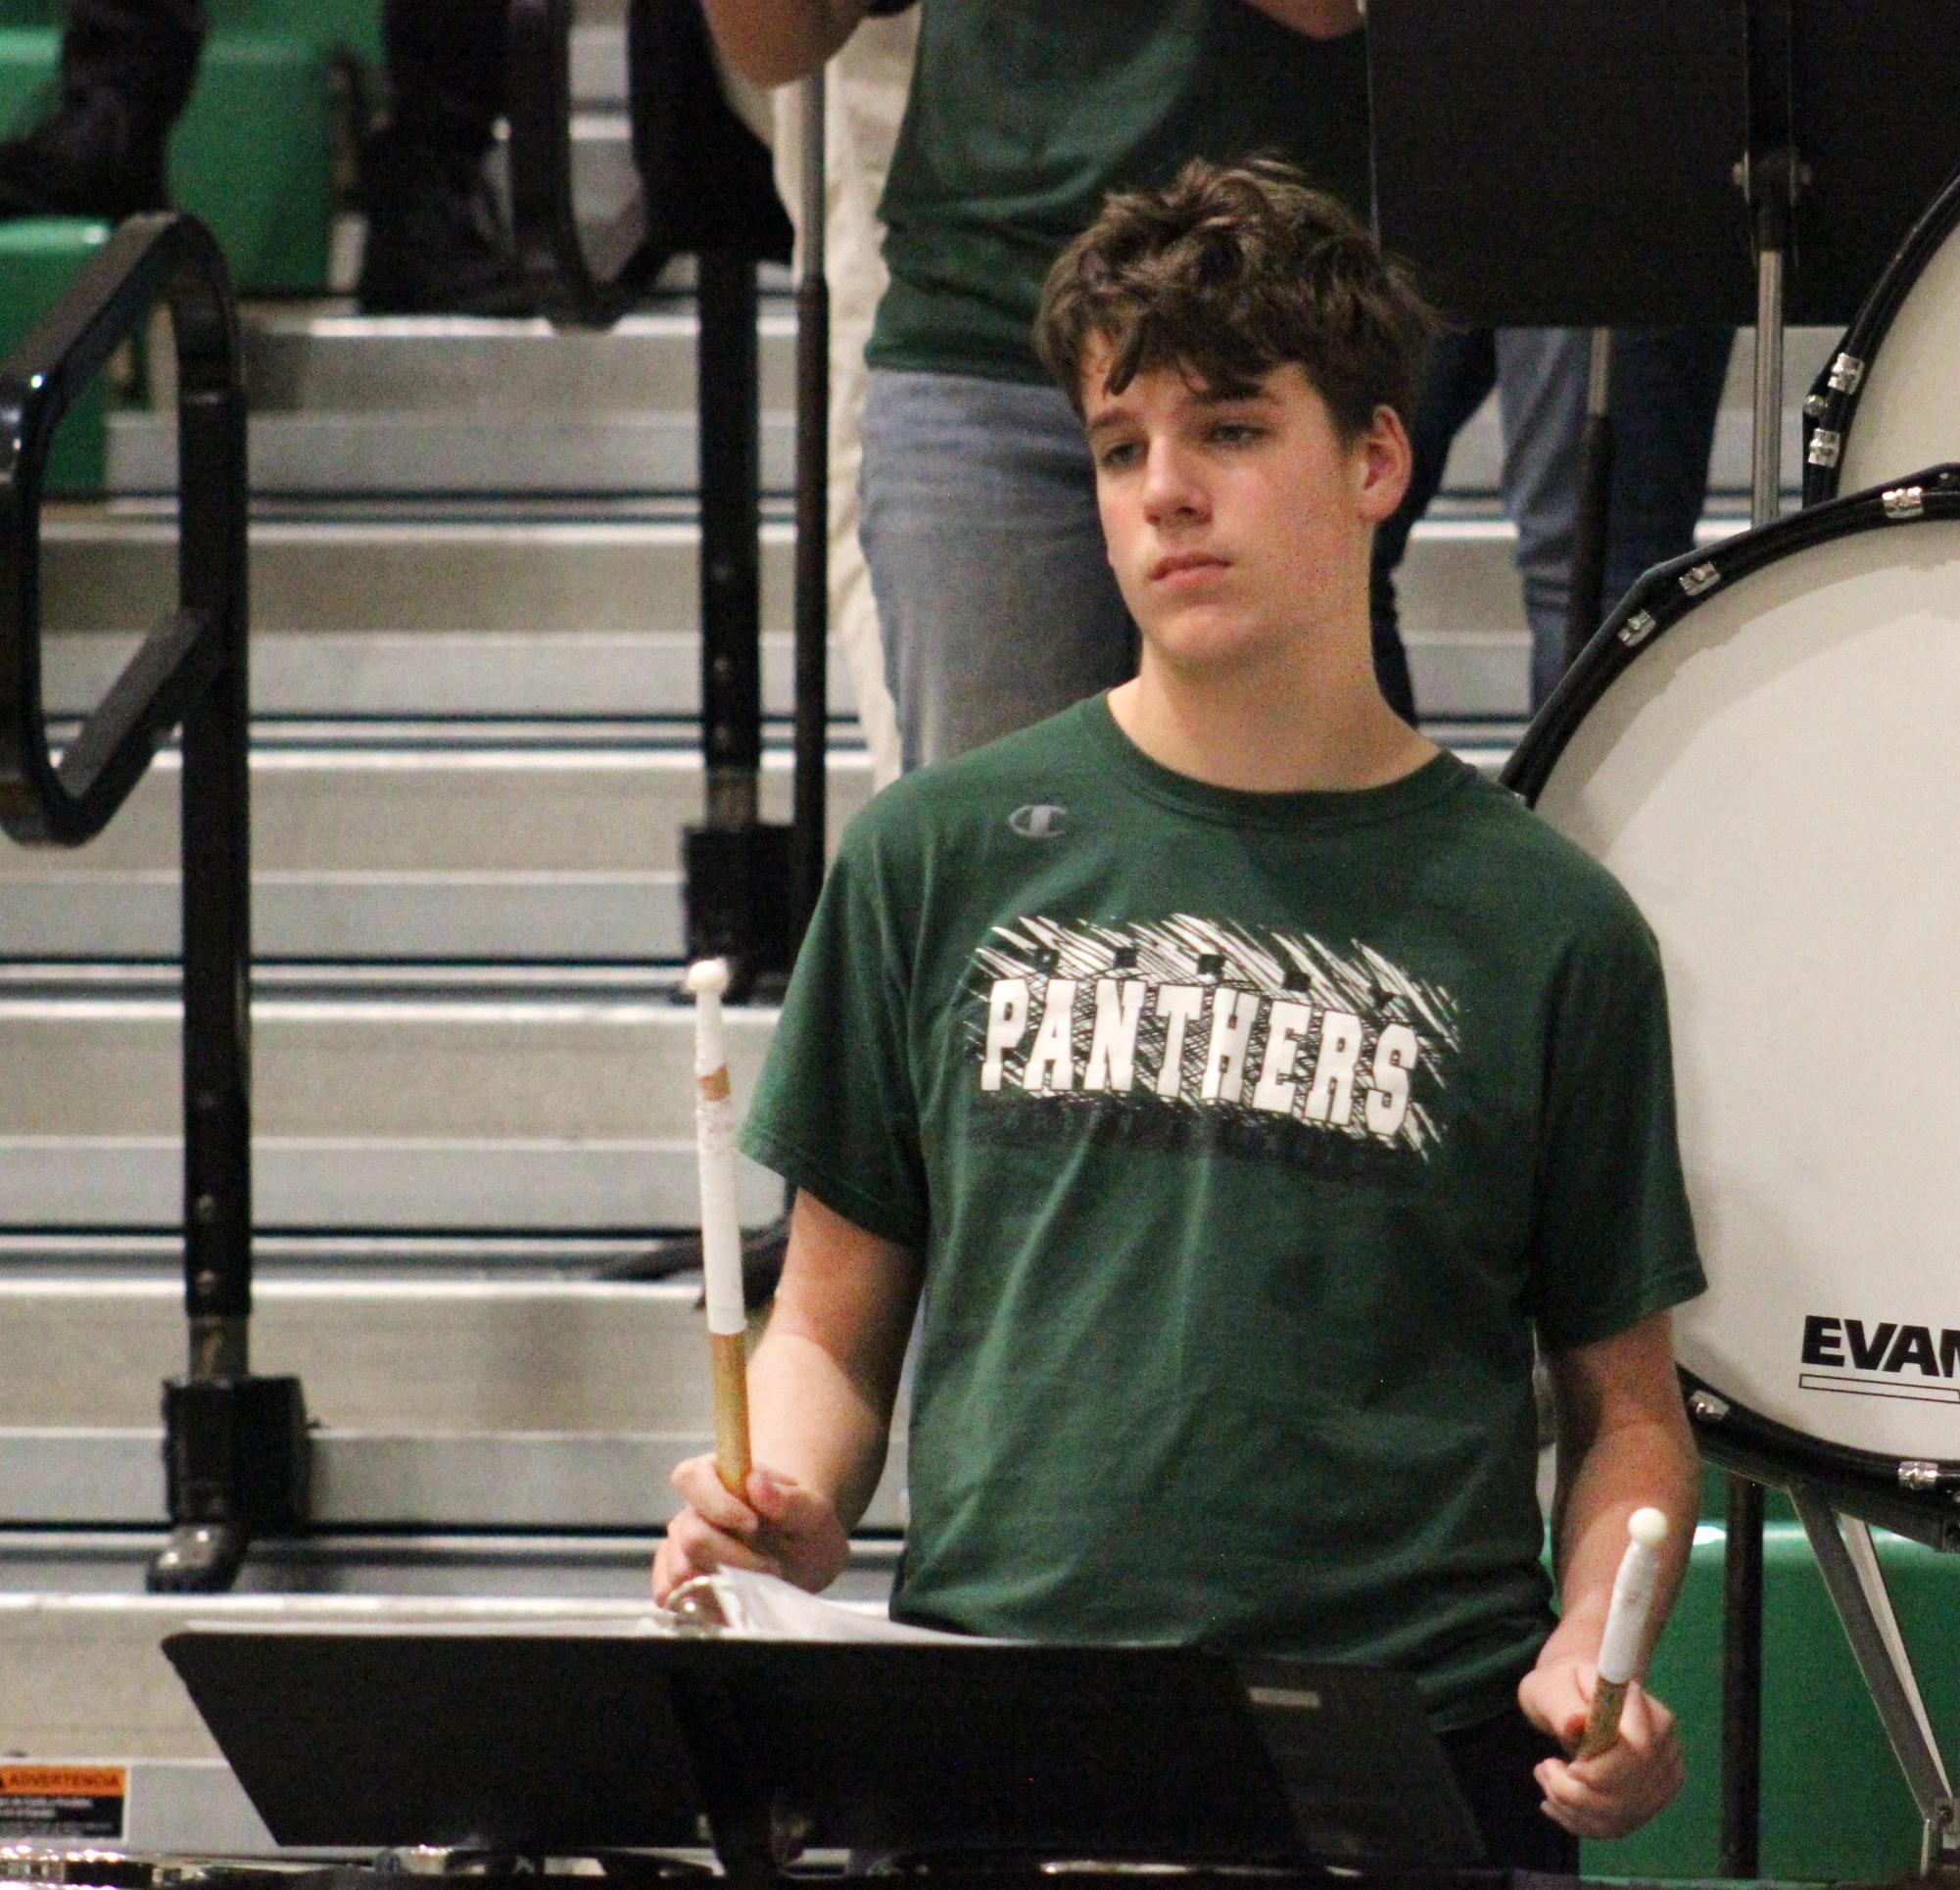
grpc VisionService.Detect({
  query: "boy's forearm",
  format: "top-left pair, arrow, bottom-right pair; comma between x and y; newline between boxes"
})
746,1319 -> 896,1531
700,0 -> 873,86
1540,1310 -> 1700,1673
1239,0 -> 1363,37
1543,1412 -> 1698,1672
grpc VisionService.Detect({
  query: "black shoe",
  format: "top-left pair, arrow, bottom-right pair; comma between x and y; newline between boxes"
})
356,134 -> 534,316
0,89 -> 167,222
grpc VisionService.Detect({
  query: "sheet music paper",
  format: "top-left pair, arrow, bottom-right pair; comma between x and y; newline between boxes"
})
183,1570 -> 987,1642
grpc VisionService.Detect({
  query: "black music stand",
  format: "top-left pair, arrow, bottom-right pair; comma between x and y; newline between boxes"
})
1368,6 -> 1960,1868
1368,2 -> 1960,327
1368,0 -> 1960,649
164,1625 -> 1483,1882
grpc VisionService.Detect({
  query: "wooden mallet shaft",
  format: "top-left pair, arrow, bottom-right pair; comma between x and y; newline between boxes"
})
1577,1506 -> 1669,1760
688,960 -> 751,1492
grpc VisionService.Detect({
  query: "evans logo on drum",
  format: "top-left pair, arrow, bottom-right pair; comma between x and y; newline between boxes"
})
1799,1316 -> 1960,1405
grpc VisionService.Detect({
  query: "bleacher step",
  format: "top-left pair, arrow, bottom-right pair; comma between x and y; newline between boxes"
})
35,508 -> 1665,714
5,746 -> 872,873
234,311 -> 797,414
107,409 -> 799,498
0,746 -> 872,962
40,511 -> 794,638
0,1277 -> 717,1427
104,315 -> 1842,500
0,987 -> 777,1232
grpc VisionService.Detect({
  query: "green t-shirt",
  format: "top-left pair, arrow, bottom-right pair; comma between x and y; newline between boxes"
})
868,1 -> 1373,383
742,698 -> 1704,1729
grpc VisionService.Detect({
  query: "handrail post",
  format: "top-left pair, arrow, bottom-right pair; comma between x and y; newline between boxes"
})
150,278 -> 308,1594
683,248 -> 797,1000
0,211 -> 308,1592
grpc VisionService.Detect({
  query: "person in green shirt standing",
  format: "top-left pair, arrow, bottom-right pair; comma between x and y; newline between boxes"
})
654,160 -> 1703,1870
702,0 -> 1410,770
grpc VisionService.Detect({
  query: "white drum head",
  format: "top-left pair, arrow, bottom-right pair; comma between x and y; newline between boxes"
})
1530,514 -> 1960,1471
1839,211 -> 1960,496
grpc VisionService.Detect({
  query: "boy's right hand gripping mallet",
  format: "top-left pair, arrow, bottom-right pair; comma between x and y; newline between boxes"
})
1577,1506 -> 1669,1759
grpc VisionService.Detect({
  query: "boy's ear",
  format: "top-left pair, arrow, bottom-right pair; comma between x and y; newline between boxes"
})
1355,404 -> 1413,524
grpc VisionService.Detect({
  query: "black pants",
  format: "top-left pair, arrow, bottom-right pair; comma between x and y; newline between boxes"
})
1439,1705 -> 1580,1874
63,0 -> 202,129
63,0 -> 507,154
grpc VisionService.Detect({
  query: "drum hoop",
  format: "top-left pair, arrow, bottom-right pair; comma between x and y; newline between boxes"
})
1502,462 -> 1960,805
1502,466 -> 1960,1535
1802,161 -> 1960,506
1682,1369 -> 1960,1548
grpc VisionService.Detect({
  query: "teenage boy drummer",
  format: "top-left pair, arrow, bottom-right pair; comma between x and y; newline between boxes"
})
654,160 -> 1704,1868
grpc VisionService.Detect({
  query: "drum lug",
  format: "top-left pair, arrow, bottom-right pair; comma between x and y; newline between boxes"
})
1807,428 -> 1843,468
1679,561 -> 1721,597
1689,1390 -> 1730,1424
1898,1458 -> 1941,1491
1827,352 -> 1867,396
1617,609 -> 1659,649
1884,485 -> 1927,521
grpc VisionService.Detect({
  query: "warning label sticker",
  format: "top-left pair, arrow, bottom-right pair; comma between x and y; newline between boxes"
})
0,1765 -> 128,1839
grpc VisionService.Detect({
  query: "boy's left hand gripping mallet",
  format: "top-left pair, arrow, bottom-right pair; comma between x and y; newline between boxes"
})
1577,1506 -> 1669,1759
689,960 -> 751,1493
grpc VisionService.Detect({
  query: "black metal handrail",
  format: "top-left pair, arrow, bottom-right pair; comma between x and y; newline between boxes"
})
0,214 -> 240,843
0,211 -> 306,1594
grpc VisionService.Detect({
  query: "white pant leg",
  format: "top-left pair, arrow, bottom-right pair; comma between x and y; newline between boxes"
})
770,17 -> 918,792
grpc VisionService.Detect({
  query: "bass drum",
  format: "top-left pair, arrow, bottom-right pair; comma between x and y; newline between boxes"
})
1506,467 -> 1960,1547
1804,165 -> 1960,505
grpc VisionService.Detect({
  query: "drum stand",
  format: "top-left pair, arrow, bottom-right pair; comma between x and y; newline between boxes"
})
1791,1490 -> 1959,1870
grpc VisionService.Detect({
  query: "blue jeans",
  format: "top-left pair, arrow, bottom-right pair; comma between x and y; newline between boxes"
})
1371,325 -> 1734,709
861,368 -> 1132,773
863,366 -> 1416,772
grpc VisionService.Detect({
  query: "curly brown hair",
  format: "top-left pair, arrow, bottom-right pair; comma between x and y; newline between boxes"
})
1033,158 -> 1436,442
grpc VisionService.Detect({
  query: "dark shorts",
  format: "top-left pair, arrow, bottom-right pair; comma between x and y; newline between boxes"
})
1439,1705 -> 1581,1874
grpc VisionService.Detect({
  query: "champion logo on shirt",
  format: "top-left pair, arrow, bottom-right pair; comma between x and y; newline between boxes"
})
1008,803 -> 1069,839
962,913 -> 1460,1159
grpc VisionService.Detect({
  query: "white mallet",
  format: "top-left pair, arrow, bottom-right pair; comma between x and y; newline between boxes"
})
1577,1506 -> 1670,1759
687,959 -> 751,1493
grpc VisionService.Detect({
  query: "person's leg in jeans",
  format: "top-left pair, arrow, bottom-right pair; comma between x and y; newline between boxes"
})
1600,324 -> 1735,602
1499,325 -> 1733,709
1367,326 -> 1500,725
860,367 -> 1136,773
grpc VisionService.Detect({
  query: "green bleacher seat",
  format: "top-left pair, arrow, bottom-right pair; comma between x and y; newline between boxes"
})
211,0 -> 381,65
172,32 -> 333,292
0,24 -> 58,128
0,1 -> 378,66
0,22 -> 343,295
0,213 -> 111,491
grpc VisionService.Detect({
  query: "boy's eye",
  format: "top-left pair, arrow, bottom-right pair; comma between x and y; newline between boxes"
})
1096,440 -> 1141,470
1211,421 -> 1263,446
